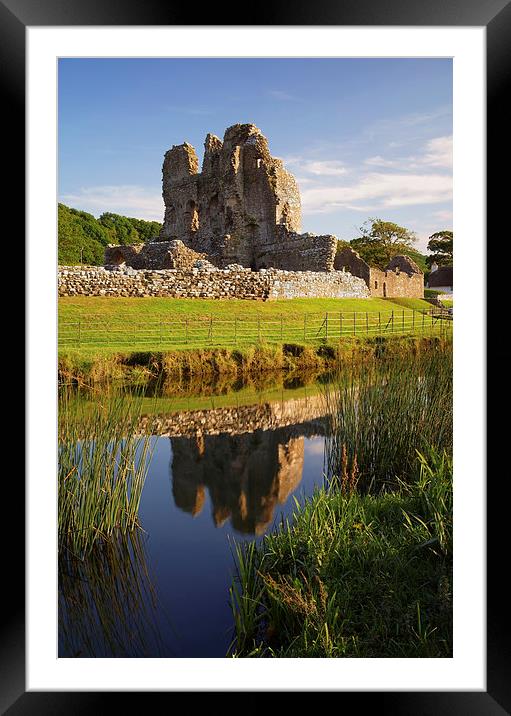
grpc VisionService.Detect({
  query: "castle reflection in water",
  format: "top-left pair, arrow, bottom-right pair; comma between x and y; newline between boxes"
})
144,393 -> 328,535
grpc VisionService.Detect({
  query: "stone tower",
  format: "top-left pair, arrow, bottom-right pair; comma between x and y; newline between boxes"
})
158,123 -> 305,269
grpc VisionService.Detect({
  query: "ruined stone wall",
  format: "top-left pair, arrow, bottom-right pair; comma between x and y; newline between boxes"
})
334,247 -> 371,285
257,229 -> 338,272
105,239 -> 212,271
368,267 -> 424,298
266,268 -> 367,299
151,123 -> 338,272
334,246 -> 424,298
58,266 -> 369,300
160,124 -> 301,247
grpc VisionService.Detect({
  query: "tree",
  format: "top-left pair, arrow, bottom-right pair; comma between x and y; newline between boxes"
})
57,203 -> 162,265
352,218 -> 417,269
426,230 -> 453,268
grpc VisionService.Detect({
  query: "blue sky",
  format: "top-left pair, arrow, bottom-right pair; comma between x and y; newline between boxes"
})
58,58 -> 452,252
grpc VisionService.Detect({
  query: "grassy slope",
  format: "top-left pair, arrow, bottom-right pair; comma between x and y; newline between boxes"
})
59,296 -> 443,355
59,295 -> 432,320
230,449 -> 452,658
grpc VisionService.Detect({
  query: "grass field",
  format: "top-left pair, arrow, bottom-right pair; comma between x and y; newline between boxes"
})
59,295 -> 432,319
59,296 -> 449,352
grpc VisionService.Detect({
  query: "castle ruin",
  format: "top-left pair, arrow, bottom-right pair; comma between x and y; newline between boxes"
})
101,122 -> 423,299
334,247 -> 424,298
105,123 -> 337,272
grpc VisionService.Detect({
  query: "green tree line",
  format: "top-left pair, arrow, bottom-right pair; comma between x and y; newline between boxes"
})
58,204 -> 162,265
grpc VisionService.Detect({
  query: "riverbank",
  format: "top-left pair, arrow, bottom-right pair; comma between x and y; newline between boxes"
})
229,448 -> 452,658
59,333 -> 452,385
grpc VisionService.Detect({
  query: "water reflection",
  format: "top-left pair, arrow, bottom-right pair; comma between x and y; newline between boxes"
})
149,393 -> 329,535
59,531 -> 165,657
58,381 -> 331,656
171,431 -> 308,535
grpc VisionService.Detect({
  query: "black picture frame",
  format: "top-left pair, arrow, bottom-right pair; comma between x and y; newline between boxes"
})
5,0 -> 508,712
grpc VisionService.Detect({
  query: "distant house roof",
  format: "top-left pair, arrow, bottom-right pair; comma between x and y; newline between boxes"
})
428,266 -> 453,288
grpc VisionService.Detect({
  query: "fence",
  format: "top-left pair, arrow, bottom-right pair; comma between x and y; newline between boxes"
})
59,308 -> 453,348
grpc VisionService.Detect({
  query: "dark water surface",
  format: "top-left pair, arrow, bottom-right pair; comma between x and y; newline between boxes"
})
59,382 -> 329,657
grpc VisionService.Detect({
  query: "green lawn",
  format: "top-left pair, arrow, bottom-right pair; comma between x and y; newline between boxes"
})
59,295 -> 432,319
59,296 -> 449,352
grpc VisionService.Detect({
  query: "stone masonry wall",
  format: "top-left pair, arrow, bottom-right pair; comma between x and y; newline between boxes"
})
148,123 -> 338,272
104,239 -> 213,271
58,266 -> 370,300
367,266 -> 424,299
335,246 -> 424,298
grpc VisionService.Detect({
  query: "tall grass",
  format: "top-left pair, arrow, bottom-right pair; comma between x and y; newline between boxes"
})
323,343 -> 452,489
58,387 -> 155,559
229,447 -> 453,658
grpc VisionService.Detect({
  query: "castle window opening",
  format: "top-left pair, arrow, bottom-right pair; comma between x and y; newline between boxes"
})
185,200 -> 199,235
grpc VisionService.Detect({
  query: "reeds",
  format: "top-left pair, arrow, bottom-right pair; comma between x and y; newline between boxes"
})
229,447 -> 453,658
59,530 -> 164,657
323,343 -> 452,489
58,387 -> 155,559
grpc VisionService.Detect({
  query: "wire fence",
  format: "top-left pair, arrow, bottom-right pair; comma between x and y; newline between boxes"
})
59,307 -> 453,348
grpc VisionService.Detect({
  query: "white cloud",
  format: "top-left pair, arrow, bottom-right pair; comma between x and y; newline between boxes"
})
421,136 -> 452,168
364,155 -> 401,168
301,160 -> 347,176
364,136 -> 452,172
60,185 -> 164,221
301,172 -> 452,214
278,156 -> 348,176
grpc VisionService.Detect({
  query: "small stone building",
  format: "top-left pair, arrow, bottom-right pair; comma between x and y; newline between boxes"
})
105,123 -> 338,272
334,247 -> 424,298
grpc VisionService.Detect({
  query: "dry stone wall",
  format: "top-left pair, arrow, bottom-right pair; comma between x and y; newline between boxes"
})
58,266 -> 369,300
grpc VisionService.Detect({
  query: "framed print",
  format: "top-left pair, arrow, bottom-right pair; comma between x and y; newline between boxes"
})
3,0 -> 508,711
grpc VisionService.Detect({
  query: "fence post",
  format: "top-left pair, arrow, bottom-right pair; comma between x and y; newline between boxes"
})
304,313 -> 307,341
325,313 -> 328,342
340,311 -> 343,338
185,318 -> 189,344
78,320 -> 81,347
258,315 -> 261,342
159,320 -> 162,346
353,311 -> 356,335
234,315 -> 237,345
210,314 -> 213,344
366,311 -> 369,334
392,310 -> 394,332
